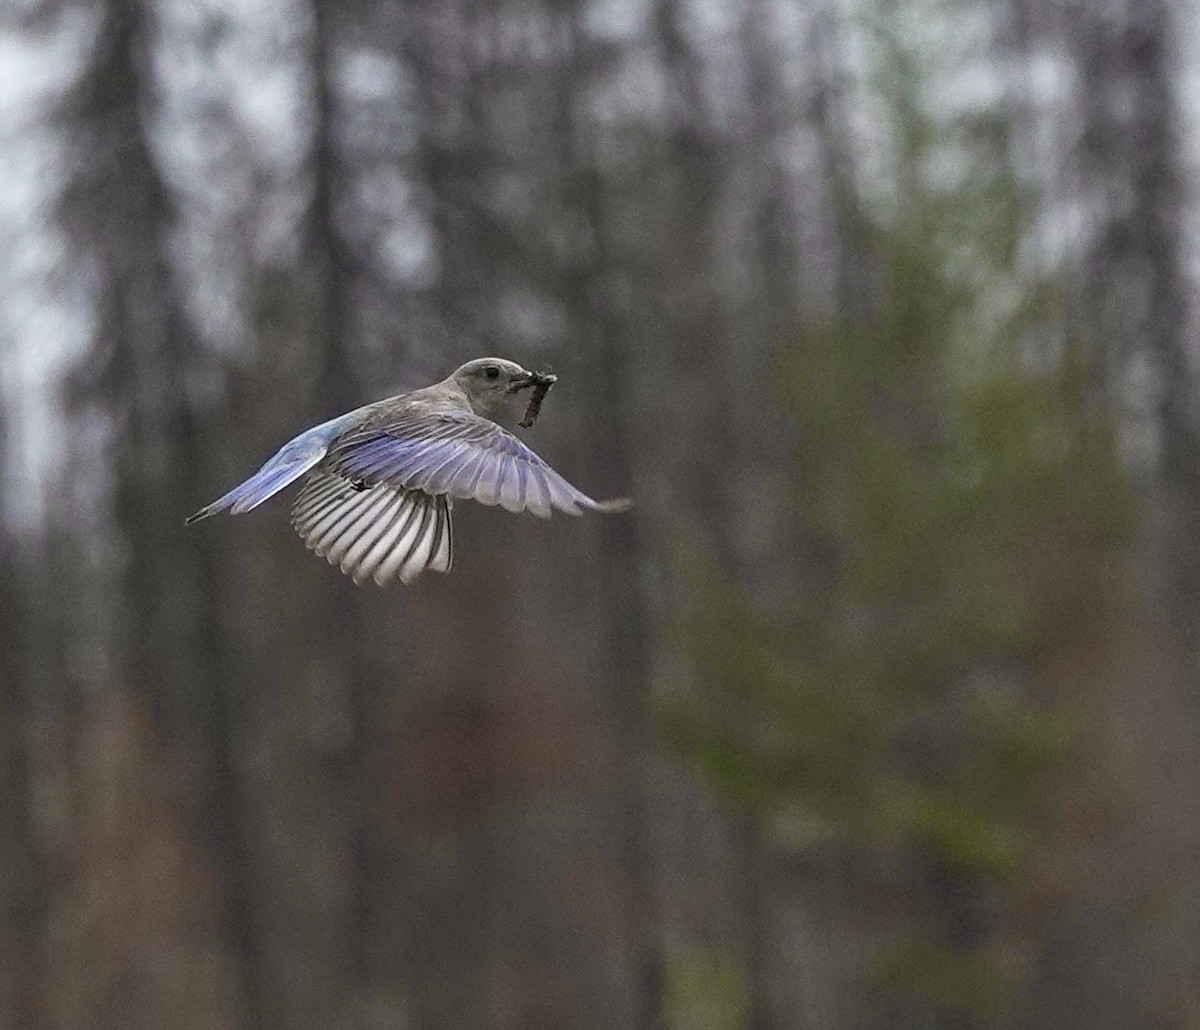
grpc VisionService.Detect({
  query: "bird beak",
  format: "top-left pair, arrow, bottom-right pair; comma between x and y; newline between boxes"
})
506,370 -> 557,393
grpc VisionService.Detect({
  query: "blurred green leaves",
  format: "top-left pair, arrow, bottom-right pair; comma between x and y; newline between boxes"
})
656,5 -> 1135,1018
662,945 -> 751,1030
660,272 -> 1130,1019
661,322 -> 1128,866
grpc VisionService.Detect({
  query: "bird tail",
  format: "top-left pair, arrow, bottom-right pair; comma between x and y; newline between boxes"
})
186,429 -> 331,524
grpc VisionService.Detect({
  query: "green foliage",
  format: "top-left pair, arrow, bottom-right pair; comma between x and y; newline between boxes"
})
658,2 -> 1136,1020
661,293 -> 1131,1023
661,945 -> 751,1030
662,318 -> 1131,862
872,942 -> 1010,1019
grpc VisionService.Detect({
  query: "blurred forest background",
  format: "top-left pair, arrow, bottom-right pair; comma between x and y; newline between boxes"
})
2,0 -> 1200,1027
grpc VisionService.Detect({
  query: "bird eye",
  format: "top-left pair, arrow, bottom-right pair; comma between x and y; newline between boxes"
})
483,365 -> 500,380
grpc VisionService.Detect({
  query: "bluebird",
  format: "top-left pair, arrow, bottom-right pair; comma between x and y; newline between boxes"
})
187,358 -> 630,585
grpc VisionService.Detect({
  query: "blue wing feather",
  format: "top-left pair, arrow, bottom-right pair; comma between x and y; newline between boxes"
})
186,419 -> 346,523
327,410 -> 628,516
190,404 -> 628,527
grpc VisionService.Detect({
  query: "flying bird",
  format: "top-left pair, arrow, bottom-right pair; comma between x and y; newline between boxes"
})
187,358 -> 630,585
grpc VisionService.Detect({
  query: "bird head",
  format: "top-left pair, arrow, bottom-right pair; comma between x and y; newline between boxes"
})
451,357 -> 538,421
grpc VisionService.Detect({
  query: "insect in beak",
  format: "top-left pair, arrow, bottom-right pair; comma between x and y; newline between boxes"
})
518,373 -> 557,427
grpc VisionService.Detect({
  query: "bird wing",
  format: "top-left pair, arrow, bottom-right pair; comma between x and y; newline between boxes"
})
325,409 -> 631,517
290,472 -> 452,586
185,423 -> 335,523
289,410 -> 627,586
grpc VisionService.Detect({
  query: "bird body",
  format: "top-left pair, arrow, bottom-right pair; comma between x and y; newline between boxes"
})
187,358 -> 629,585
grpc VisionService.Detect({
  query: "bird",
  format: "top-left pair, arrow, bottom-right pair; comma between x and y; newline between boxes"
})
186,357 -> 630,586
